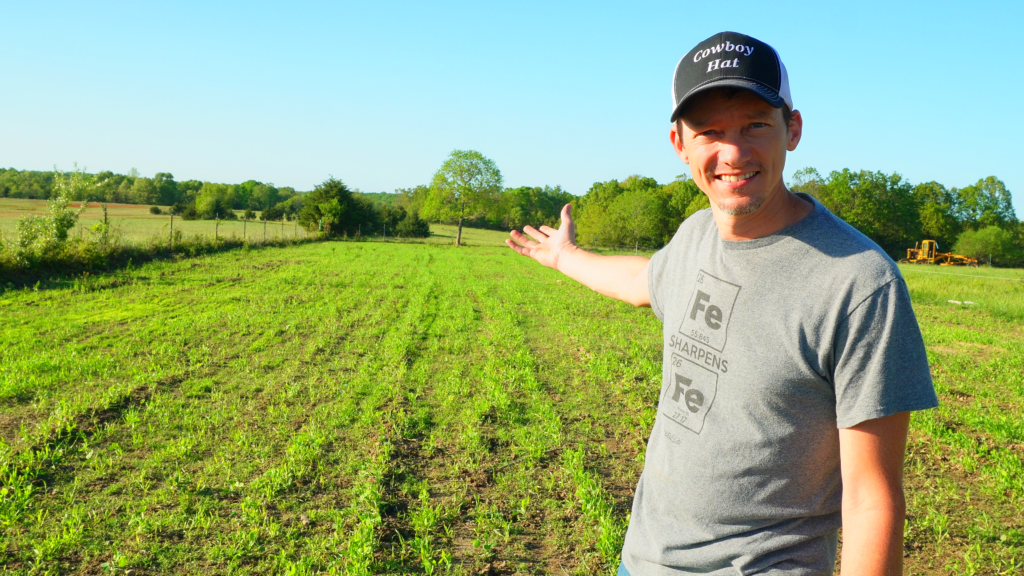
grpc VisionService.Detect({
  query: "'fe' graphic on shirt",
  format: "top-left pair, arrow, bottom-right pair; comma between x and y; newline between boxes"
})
678,270 -> 741,352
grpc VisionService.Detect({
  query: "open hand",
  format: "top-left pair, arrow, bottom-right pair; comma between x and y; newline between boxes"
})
505,203 -> 576,270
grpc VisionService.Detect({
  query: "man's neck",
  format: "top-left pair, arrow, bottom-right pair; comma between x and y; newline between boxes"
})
709,185 -> 814,241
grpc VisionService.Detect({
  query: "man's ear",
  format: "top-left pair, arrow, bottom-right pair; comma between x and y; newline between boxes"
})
787,109 -> 803,152
670,122 -> 690,164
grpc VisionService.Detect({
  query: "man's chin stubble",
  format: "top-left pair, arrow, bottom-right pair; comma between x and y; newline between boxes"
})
716,195 -> 767,216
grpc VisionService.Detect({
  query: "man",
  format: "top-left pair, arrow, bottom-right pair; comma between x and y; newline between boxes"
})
506,31 -> 938,575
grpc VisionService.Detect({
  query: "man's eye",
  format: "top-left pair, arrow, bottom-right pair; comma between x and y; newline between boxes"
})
751,122 -> 769,129
699,130 -> 717,136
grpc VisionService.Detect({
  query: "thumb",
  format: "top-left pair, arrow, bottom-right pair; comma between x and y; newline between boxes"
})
561,203 -> 573,225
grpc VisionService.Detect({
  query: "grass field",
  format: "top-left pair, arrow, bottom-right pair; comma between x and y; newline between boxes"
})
0,238 -> 1022,574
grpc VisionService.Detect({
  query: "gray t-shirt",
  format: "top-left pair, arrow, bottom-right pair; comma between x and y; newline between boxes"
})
623,196 -> 938,575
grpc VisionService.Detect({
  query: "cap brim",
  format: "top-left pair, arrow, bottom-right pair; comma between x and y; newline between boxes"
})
670,79 -> 786,122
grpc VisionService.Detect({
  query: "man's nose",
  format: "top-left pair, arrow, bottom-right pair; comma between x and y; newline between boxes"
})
717,136 -> 752,167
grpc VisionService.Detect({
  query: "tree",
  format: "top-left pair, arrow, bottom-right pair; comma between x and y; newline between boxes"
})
607,187 -> 664,249
195,183 -> 238,220
956,176 -> 1016,230
809,169 -> 921,256
299,177 -> 375,236
395,210 -> 431,238
153,173 -> 178,205
261,205 -> 286,222
953,226 -> 1016,265
422,150 -> 503,246
914,181 -> 962,249
683,193 -> 711,219
661,175 -> 701,239
317,199 -> 343,233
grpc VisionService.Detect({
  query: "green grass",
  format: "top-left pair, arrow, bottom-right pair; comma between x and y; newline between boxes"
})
0,242 -> 1021,575
899,264 -> 1024,321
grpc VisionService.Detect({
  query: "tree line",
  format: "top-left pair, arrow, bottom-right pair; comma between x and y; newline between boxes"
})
4,156 -> 1021,265
400,150 -> 1020,264
0,167 -> 303,221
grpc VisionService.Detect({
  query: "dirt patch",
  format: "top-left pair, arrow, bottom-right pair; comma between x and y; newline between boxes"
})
928,341 -> 1007,361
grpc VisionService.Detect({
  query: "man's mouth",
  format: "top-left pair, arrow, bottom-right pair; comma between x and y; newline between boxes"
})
716,171 -> 758,183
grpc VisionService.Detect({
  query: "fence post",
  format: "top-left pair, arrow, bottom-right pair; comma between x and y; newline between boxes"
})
215,216 -> 219,241
243,215 -> 247,241
170,212 -> 174,248
294,221 -> 297,238
264,219 -> 267,241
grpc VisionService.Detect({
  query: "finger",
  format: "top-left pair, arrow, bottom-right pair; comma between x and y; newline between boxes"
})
523,225 -> 547,243
561,203 -> 573,224
505,239 -> 529,255
510,229 -> 540,249
507,239 -> 536,258
539,225 -> 558,236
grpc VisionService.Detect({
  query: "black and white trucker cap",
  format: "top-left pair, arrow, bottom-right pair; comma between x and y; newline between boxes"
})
671,31 -> 792,122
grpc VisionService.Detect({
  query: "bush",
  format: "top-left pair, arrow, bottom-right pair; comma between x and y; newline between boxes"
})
954,226 -> 1017,265
149,206 -> 162,215
243,208 -> 256,221
396,210 -> 431,238
4,169 -> 87,264
261,205 -> 285,221
180,205 -> 199,220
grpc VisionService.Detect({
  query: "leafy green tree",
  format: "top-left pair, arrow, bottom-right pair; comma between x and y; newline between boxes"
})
497,185 -> 573,230
196,183 -> 238,220
130,177 -> 158,205
607,187 -> 664,248
809,169 -> 921,256
422,150 -> 503,246
299,177 -> 375,236
318,199 -> 343,233
153,173 -> 178,206
953,226 -> 1016,265
378,204 -> 406,234
913,181 -> 961,249
789,167 -> 823,198
661,175 -> 701,237
683,193 -> 711,219
261,205 -> 286,222
956,176 -> 1016,230
397,185 -> 431,216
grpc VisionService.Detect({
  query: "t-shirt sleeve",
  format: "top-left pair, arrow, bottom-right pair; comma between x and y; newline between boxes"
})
647,247 -> 669,321
831,278 -> 939,429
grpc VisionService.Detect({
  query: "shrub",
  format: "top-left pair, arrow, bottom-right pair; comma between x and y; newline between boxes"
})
261,205 -> 285,221
4,169 -> 88,264
396,210 -> 431,238
954,226 -> 1017,265
149,206 -> 162,215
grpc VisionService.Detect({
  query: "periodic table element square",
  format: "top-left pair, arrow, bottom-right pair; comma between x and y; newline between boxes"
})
677,270 -> 741,352
661,353 -> 719,435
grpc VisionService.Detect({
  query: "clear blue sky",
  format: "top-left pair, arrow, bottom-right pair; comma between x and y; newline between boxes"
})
3,1 -> 1022,215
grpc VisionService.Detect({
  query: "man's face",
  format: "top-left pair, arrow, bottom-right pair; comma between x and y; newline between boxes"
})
670,89 -> 802,216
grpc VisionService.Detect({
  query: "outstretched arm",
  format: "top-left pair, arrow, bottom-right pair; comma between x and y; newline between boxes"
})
505,204 -> 651,307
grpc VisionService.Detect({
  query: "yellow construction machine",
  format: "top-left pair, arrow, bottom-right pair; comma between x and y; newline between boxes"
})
900,239 -> 979,266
